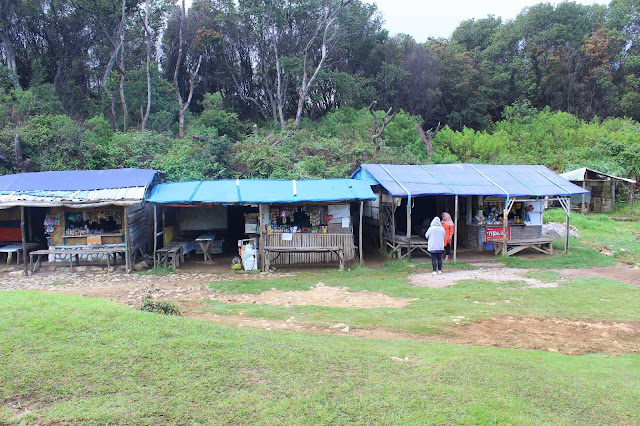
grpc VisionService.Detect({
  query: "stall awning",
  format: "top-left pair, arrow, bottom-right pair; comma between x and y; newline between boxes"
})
0,169 -> 162,208
146,179 -> 376,205
0,168 -> 160,191
352,164 -> 589,198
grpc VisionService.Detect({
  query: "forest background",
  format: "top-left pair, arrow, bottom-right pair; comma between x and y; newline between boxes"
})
1,0 -> 639,182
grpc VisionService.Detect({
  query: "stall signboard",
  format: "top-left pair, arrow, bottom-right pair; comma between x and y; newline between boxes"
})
486,226 -> 510,242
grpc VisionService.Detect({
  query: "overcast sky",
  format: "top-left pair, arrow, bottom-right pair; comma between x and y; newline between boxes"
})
371,0 -> 611,41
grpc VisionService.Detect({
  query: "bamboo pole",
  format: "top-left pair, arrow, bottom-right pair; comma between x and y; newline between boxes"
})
359,200 -> 363,266
453,195 -> 458,262
21,207 -> 27,276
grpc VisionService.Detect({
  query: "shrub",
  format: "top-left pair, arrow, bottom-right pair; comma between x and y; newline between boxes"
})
140,298 -> 181,316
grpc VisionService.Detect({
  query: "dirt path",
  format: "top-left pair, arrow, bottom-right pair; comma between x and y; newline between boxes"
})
2,264 -> 639,355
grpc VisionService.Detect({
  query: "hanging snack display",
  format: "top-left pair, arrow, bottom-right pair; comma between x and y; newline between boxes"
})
43,214 -> 61,235
64,209 -> 123,236
266,205 -> 329,234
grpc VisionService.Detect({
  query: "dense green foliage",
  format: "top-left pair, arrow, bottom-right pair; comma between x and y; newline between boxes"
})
1,1 -> 640,179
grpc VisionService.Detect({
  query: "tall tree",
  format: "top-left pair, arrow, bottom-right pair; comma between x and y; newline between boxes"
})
0,0 -> 21,89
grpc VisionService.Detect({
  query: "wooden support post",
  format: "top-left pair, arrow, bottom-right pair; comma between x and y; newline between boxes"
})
564,197 -> 570,253
124,207 -> 130,273
406,198 -> 411,262
153,204 -> 158,267
27,208 -> 32,241
502,199 -> 508,256
391,200 -> 396,258
359,200 -> 363,267
630,182 -> 634,218
21,207 -> 27,276
259,204 -> 265,271
378,188 -> 384,254
453,195 -> 458,262
582,180 -> 586,214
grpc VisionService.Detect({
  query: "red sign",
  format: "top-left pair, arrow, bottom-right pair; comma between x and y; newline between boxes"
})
486,226 -> 510,242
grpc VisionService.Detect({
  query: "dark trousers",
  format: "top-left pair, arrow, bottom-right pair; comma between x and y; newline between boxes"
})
431,251 -> 443,272
444,243 -> 451,257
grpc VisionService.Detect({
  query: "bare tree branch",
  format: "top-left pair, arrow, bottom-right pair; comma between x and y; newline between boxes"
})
416,121 -> 441,162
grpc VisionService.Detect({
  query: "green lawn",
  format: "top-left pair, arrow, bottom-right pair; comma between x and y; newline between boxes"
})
2,208 -> 640,424
1,291 -> 639,424
206,260 -> 640,333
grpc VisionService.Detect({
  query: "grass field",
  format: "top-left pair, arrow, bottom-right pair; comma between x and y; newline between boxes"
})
1,208 -> 639,424
2,291 -> 639,424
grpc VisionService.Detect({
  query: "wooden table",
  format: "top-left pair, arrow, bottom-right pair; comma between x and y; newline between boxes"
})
264,245 -> 344,271
30,246 -> 126,273
0,243 -> 38,264
493,238 -> 553,256
156,243 -> 185,269
384,235 -> 430,259
195,234 -> 216,262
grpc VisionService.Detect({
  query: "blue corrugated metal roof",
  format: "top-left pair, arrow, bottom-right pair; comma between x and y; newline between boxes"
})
352,164 -> 589,197
0,168 -> 160,191
146,179 -> 376,204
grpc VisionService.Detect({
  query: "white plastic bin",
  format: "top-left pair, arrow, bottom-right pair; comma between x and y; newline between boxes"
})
242,247 -> 258,271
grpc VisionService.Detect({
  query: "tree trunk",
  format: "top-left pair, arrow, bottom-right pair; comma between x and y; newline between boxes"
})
174,0 -> 186,137
271,29 -> 286,132
290,0 -> 352,134
142,0 -> 152,130
118,0 -> 128,132
1,30 -> 21,90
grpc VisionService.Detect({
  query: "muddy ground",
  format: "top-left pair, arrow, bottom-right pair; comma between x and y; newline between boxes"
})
2,263 -> 639,355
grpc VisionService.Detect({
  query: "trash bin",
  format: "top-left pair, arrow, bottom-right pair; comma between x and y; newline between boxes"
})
483,241 -> 494,251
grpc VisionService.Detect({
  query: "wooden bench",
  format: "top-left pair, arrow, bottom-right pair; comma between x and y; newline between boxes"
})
493,238 -> 553,256
264,245 -> 345,271
156,245 -> 184,270
30,246 -> 126,273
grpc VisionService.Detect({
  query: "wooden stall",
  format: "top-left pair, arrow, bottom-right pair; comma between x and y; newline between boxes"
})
260,202 -> 356,270
146,179 -> 375,271
0,169 -> 163,273
353,164 -> 588,259
560,167 -> 636,216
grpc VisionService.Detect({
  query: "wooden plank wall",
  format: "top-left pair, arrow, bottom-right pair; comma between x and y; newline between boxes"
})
265,233 -> 355,265
127,203 -> 153,253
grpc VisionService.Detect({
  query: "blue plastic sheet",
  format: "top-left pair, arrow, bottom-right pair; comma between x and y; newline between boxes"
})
146,179 -> 376,205
352,164 -> 589,197
0,169 -> 160,191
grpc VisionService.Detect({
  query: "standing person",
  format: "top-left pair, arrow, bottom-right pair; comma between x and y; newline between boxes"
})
425,217 -> 446,275
441,212 -> 455,261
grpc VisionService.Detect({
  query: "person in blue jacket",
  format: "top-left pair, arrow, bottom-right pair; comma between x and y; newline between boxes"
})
425,217 -> 446,275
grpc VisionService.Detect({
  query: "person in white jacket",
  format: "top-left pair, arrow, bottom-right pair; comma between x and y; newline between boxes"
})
425,217 -> 446,275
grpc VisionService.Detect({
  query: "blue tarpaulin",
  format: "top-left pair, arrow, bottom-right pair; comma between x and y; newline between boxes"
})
0,168 -> 160,191
146,179 -> 376,205
352,164 -> 588,197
